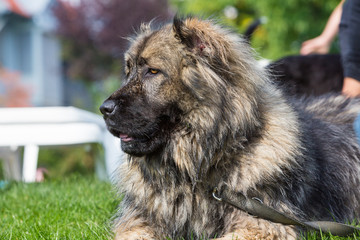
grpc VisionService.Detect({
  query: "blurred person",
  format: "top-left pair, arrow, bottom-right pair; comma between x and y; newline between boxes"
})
300,0 -> 360,97
300,1 -> 344,56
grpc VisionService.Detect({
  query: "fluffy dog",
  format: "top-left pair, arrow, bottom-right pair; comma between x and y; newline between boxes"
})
267,54 -> 343,96
100,17 -> 360,240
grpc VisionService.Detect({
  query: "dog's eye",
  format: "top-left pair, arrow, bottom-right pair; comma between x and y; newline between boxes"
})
148,68 -> 159,75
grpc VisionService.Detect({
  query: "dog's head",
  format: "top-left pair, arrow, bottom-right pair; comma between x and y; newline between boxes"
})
100,17 -> 264,157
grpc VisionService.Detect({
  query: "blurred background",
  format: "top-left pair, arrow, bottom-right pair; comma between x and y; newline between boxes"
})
0,0 -> 339,181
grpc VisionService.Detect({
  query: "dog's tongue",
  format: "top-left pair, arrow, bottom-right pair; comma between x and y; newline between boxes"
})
119,134 -> 133,142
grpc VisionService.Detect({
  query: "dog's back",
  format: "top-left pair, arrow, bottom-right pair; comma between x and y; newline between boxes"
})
290,94 -> 360,222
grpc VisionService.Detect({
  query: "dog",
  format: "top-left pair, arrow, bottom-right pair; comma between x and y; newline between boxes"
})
242,18 -> 344,97
100,17 -> 360,240
267,54 -> 343,96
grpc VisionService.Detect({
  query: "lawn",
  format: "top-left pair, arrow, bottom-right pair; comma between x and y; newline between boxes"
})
0,175 -> 359,240
0,175 -> 118,240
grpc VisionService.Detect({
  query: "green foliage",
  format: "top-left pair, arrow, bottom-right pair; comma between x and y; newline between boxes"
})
0,175 -> 117,239
37,144 -> 103,179
248,0 -> 340,59
171,0 -> 255,32
171,0 -> 340,59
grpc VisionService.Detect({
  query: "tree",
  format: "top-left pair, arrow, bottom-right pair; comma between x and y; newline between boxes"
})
171,0 -> 339,59
53,0 -> 172,82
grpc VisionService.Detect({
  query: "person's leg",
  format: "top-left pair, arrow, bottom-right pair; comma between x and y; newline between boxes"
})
339,0 -> 360,91
340,0 -> 360,142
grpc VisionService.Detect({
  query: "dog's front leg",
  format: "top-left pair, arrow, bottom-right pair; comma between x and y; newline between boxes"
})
113,213 -> 158,240
212,216 -> 298,240
113,225 -> 157,240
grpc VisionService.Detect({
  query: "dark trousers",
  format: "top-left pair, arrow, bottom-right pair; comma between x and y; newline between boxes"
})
339,0 -> 360,81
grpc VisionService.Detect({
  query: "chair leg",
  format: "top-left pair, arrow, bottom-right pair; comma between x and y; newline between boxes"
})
22,145 -> 39,182
0,146 -> 21,181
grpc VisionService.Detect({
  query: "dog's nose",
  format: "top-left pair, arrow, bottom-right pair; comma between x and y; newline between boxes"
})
100,99 -> 116,116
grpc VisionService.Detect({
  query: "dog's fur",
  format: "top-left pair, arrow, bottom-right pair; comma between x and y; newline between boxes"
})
100,17 -> 360,240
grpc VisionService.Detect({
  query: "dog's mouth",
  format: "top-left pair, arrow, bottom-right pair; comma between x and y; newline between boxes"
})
119,133 -> 150,144
108,127 -> 145,143
119,134 -> 134,143
108,126 -> 161,156
104,107 -> 182,156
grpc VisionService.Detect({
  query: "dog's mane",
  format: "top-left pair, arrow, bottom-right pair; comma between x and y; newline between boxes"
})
119,18 -> 302,192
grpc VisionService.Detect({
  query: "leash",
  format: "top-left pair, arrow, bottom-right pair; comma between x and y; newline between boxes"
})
212,187 -> 360,237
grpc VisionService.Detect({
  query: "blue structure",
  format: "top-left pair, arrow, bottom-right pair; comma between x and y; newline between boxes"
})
0,0 -> 63,106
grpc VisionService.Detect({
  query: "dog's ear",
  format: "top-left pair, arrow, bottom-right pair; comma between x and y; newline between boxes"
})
173,16 -> 206,53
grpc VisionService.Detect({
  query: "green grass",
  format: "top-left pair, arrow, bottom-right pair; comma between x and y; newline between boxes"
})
1,176 -> 359,240
0,175 -> 117,240
302,229 -> 360,240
